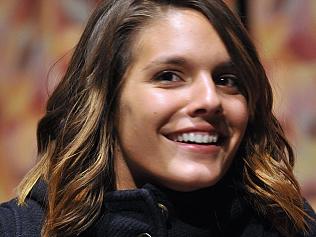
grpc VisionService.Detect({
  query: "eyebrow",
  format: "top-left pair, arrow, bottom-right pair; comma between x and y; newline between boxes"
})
142,56 -> 189,71
213,61 -> 236,72
142,56 -> 235,72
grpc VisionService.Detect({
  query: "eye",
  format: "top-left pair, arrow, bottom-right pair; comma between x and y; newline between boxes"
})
214,74 -> 241,93
215,74 -> 237,86
154,71 -> 182,83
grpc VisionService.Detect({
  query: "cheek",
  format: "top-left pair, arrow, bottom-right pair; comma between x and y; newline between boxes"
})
226,97 -> 249,129
120,88 -> 183,130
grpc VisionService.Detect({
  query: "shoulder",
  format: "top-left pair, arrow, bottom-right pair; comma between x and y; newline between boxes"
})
303,201 -> 316,237
0,197 -> 44,237
0,181 -> 47,237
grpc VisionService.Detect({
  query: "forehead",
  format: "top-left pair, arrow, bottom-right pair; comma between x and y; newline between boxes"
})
130,8 -> 230,69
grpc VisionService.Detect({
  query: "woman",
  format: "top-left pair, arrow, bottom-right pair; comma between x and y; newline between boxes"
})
1,0 -> 315,236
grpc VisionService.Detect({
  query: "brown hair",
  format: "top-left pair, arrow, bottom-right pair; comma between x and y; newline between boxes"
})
17,0 -> 312,236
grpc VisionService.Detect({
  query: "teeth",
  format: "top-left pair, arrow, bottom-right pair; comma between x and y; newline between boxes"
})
189,133 -> 195,142
177,135 -> 183,142
174,133 -> 219,144
183,133 -> 189,142
203,135 -> 208,143
195,134 -> 202,143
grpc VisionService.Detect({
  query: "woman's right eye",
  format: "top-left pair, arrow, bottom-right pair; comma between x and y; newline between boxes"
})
153,71 -> 182,83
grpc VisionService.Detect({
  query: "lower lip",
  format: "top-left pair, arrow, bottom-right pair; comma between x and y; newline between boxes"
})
172,141 -> 222,154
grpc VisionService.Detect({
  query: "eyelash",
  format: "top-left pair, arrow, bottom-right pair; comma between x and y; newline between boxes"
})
152,71 -> 241,92
153,71 -> 182,83
214,74 -> 239,88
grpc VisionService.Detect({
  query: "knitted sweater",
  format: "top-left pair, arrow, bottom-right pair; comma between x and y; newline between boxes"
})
0,180 -> 316,237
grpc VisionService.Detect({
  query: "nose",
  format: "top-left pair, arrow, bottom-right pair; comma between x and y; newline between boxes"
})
187,74 -> 222,117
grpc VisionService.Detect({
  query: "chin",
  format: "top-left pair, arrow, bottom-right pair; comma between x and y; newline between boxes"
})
161,175 -> 222,192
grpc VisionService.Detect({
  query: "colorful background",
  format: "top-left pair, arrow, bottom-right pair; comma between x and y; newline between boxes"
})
0,0 -> 315,209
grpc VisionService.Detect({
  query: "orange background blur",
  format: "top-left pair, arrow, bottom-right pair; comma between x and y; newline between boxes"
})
0,0 -> 315,209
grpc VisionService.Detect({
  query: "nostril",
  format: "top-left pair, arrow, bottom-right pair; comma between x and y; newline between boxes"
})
193,107 -> 222,116
194,108 -> 207,115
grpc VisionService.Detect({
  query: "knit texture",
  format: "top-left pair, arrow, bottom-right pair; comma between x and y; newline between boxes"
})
1,180 -> 316,237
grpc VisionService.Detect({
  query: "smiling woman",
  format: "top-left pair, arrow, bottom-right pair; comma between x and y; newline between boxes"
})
0,0 -> 315,237
115,9 -> 248,191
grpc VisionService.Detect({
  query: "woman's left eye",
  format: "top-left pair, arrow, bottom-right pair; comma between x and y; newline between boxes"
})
214,74 -> 240,92
215,74 -> 238,87
213,74 -> 242,94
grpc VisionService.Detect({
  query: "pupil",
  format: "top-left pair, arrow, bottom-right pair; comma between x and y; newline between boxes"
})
164,73 -> 173,81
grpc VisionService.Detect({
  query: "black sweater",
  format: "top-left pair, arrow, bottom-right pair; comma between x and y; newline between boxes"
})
0,180 -> 316,237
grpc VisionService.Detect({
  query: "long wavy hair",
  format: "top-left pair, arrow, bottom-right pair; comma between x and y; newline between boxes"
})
17,0 -> 311,236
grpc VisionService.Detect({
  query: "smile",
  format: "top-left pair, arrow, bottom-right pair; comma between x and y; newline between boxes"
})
169,132 -> 220,145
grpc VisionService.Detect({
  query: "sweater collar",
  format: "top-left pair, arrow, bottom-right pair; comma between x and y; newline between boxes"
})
103,180 -> 251,235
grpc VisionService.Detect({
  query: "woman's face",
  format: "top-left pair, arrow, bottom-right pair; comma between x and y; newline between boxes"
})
115,9 -> 249,191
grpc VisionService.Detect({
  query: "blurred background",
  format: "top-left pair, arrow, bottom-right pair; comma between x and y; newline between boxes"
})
0,0 -> 315,210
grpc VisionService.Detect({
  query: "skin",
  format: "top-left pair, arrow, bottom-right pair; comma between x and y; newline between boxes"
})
115,8 -> 249,191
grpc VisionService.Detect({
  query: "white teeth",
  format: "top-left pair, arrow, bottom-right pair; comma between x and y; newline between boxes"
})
202,135 -> 208,143
195,134 -> 202,143
189,133 -> 195,142
177,135 -> 183,142
174,133 -> 219,144
183,133 -> 189,142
